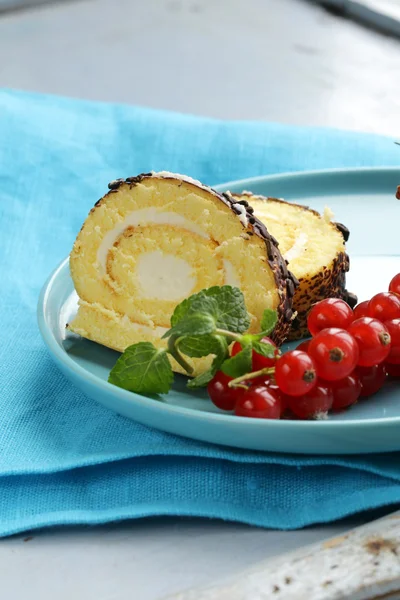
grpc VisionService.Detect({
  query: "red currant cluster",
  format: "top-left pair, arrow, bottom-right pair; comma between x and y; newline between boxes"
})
207,273 -> 400,420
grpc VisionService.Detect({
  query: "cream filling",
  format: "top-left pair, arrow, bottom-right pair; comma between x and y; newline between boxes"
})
232,203 -> 249,228
135,250 -> 196,301
223,259 -> 241,287
283,232 -> 309,262
97,208 -> 208,271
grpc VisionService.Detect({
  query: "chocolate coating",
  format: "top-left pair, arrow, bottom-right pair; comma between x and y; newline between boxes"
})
287,278 -> 296,298
335,222 -> 350,242
344,291 -> 358,309
108,178 -> 125,190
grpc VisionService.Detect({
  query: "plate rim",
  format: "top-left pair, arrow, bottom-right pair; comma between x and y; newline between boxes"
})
38,167 -> 400,432
214,165 -> 400,193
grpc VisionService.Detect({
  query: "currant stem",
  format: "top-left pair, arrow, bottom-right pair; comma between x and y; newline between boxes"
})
228,367 -> 275,388
233,384 -> 250,391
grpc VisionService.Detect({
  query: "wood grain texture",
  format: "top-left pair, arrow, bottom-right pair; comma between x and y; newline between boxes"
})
167,511 -> 400,600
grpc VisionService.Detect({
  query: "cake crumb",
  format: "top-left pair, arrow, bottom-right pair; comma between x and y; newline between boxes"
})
323,206 -> 334,222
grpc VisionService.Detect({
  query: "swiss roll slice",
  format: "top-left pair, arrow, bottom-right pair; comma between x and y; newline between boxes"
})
69,173 -> 298,375
230,192 -> 356,340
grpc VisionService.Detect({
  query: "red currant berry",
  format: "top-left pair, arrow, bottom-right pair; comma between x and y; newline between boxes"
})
307,298 -> 353,337
383,319 -> 400,364
308,328 -> 359,381
385,362 -> 400,377
330,373 -> 362,411
231,337 -> 277,371
266,382 -> 288,413
348,317 -> 391,367
235,386 -> 281,419
287,383 -> 333,420
353,300 -> 370,320
356,364 -> 387,398
297,340 -> 310,353
389,273 -> 400,296
207,371 -> 244,411
275,350 -> 317,397
231,341 -> 243,357
368,292 -> 400,321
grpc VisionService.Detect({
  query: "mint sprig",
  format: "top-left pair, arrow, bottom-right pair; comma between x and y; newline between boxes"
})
108,286 -> 279,396
165,313 -> 216,338
187,355 -> 225,389
177,334 -> 228,359
109,342 -> 173,395
165,285 -> 250,339
186,335 -> 229,389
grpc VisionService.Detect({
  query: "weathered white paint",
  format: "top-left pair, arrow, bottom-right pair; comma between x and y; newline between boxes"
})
168,511 -> 400,600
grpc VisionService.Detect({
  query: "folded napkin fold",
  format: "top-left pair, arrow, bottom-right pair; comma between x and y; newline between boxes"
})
1,88 -> 400,537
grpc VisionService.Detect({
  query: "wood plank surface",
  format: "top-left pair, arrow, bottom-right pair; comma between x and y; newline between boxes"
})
168,511 -> 400,600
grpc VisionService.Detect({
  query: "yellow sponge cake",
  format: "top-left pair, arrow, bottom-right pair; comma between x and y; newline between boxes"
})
230,192 -> 355,340
69,173 -> 298,376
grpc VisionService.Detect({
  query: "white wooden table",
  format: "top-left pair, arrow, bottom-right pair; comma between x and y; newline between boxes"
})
1,0 -> 399,597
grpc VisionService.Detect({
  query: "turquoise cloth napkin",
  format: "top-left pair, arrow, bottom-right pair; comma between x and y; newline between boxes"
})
1,88 -> 400,537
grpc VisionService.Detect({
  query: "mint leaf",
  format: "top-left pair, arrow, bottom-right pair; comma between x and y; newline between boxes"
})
186,337 -> 229,389
252,340 -> 276,359
259,309 -> 278,336
169,286 -> 250,336
187,355 -> 223,389
206,286 -> 250,333
164,295 -> 219,339
166,313 -> 216,338
108,342 -> 173,395
178,334 -> 229,360
221,344 -> 252,378
184,294 -> 219,322
170,292 -> 217,327
170,295 -> 194,327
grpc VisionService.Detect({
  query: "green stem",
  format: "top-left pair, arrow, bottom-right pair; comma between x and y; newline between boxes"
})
215,328 -> 242,342
167,336 -> 194,375
228,367 -> 275,388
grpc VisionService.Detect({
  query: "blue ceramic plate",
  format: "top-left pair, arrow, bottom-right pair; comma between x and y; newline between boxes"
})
38,167 -> 400,455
